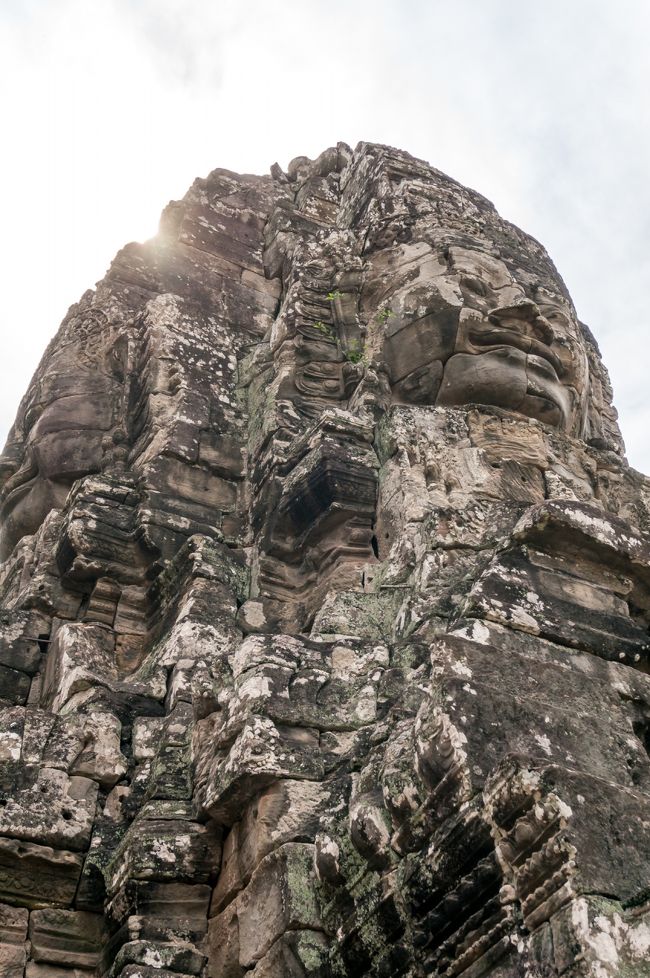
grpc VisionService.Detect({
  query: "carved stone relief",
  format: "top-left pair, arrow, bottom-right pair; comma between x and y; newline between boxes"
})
0,142 -> 649,978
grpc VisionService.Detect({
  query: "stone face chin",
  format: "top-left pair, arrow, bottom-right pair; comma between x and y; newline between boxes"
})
0,141 -> 648,978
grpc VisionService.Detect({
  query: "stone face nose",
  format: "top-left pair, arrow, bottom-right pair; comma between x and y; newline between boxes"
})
0,141 -> 644,978
488,300 -> 555,344
484,302 -> 563,376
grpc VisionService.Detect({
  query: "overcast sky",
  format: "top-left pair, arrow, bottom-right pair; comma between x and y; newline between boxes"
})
2,0 -> 649,470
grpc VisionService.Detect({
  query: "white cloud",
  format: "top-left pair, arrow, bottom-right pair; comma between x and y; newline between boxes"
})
1,0 -> 649,468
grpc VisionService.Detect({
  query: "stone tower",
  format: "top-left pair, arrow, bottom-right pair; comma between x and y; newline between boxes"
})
1,142 -> 649,977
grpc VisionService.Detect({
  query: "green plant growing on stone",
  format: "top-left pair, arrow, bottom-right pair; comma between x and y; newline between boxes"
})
312,320 -> 336,341
326,290 -> 343,301
345,339 -> 366,365
376,308 -> 394,324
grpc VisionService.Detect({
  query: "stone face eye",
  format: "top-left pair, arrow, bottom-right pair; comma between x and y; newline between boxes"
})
460,275 -> 488,297
23,404 -> 42,435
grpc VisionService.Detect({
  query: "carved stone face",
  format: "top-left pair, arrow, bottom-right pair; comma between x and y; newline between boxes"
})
0,321 -> 123,559
368,241 -> 589,434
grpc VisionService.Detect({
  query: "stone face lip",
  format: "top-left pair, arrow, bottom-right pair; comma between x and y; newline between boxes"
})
0,141 -> 649,978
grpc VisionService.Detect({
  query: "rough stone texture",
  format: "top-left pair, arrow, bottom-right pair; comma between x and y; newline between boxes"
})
1,141 -> 650,976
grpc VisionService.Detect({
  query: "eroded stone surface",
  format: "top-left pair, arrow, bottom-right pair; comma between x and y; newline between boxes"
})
1,142 -> 649,977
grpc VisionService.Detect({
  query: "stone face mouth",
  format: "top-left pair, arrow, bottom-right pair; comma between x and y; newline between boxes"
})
524,359 -> 571,427
526,353 -> 561,381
